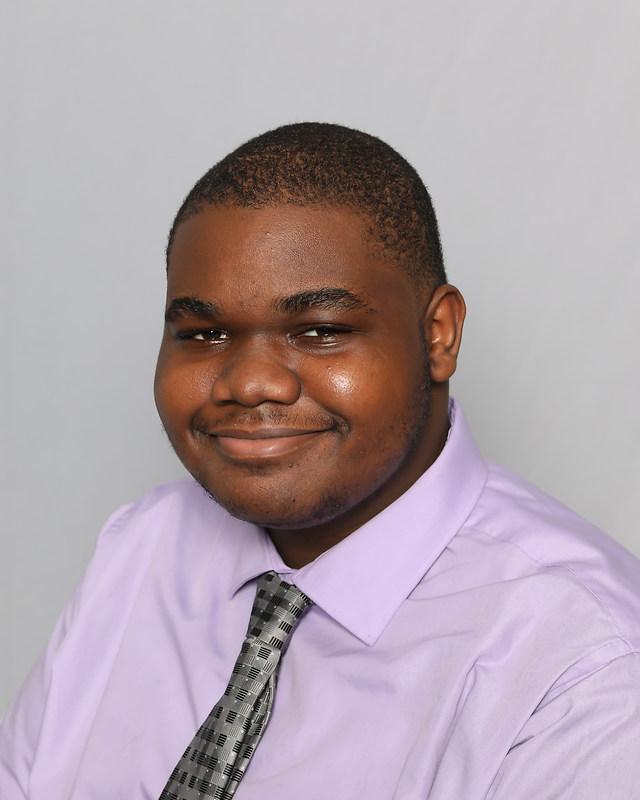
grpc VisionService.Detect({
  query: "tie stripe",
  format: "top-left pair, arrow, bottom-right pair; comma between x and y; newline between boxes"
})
159,572 -> 312,800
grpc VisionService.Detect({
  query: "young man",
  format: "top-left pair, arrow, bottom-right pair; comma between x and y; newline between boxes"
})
2,123 -> 639,799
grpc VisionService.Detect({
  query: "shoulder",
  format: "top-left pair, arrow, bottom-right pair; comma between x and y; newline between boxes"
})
23,478 -> 245,681
94,478 -> 228,551
71,478 -> 235,612
98,477 -> 216,529
459,461 -> 640,653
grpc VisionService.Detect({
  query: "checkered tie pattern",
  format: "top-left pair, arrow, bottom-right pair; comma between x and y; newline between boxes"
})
159,571 -> 312,800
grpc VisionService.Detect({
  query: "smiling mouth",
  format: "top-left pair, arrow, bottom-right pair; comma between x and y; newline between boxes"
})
203,428 -> 333,461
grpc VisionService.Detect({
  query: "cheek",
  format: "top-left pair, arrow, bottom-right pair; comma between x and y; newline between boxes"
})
317,351 -> 421,422
321,366 -> 356,398
154,356 -> 214,425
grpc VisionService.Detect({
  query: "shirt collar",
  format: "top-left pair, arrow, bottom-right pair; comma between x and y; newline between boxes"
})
227,399 -> 487,646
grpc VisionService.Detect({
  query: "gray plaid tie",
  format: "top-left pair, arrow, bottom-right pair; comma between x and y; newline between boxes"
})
159,571 -> 312,800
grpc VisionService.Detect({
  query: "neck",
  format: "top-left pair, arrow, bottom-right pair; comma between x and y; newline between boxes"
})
267,387 -> 451,568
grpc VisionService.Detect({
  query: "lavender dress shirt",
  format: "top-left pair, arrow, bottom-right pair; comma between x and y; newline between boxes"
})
2,401 -> 640,799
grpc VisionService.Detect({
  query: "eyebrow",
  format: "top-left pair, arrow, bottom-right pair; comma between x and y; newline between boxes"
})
164,287 -> 371,323
164,296 -> 223,322
273,287 -> 371,314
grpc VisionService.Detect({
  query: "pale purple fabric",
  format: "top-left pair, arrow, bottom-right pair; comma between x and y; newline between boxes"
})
2,400 -> 640,799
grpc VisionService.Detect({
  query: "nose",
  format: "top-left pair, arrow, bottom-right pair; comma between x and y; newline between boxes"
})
210,339 -> 302,407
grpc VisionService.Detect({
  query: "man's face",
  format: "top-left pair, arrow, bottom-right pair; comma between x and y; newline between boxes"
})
154,204 -> 434,530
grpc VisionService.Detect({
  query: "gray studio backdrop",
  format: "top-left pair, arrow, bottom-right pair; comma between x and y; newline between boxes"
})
2,0 -> 639,713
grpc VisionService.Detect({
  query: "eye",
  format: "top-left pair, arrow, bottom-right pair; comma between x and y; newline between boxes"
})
302,327 -> 332,337
177,329 -> 230,343
295,325 -> 351,344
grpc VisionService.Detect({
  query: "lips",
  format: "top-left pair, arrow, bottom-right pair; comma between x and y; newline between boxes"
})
202,427 -> 333,461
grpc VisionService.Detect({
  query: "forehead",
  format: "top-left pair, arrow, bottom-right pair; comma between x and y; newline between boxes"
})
167,204 -> 412,304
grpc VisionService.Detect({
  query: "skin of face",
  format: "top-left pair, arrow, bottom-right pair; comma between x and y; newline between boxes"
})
154,204 -> 466,566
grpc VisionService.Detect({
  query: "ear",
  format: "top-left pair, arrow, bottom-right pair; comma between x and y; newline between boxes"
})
423,284 -> 466,383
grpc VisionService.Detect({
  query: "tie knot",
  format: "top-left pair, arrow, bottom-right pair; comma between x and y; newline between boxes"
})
246,571 -> 312,651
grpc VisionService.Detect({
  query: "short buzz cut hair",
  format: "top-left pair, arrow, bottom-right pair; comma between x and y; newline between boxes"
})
167,122 -> 447,289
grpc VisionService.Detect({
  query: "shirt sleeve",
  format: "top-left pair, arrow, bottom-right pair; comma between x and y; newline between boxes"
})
487,652 -> 640,799
0,503 -> 133,799
0,596 -> 79,798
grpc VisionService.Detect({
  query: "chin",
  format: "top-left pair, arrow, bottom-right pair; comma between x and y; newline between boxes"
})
196,476 -> 352,530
